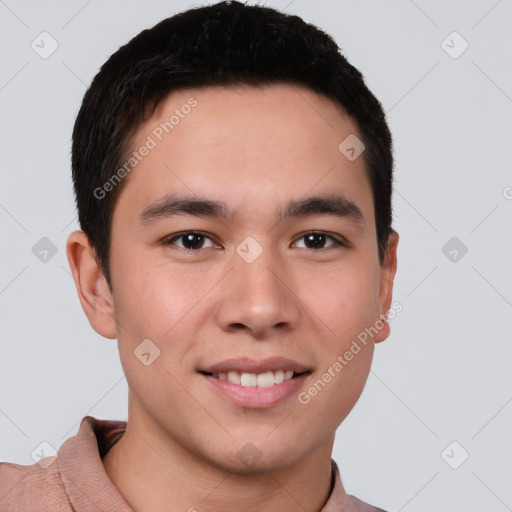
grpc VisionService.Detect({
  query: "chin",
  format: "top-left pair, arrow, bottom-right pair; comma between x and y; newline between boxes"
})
207,434 -> 306,475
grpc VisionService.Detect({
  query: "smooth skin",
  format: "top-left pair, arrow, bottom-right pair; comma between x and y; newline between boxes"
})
67,84 -> 398,512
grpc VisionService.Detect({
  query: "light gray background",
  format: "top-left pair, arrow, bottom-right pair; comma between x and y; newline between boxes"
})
1,1 -> 511,511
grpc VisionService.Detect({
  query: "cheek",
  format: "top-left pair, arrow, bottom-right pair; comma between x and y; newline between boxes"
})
112,253 -> 202,336
110,254 -> 217,378
109,264 -> 201,414
304,263 -> 381,425
298,260 -> 381,343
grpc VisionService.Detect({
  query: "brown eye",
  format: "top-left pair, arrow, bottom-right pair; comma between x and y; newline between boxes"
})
294,232 -> 344,250
163,232 -> 217,250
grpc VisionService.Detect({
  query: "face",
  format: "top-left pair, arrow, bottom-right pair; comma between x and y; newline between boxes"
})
84,84 -> 397,473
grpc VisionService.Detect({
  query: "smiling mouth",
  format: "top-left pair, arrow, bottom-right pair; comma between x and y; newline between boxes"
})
199,370 -> 310,388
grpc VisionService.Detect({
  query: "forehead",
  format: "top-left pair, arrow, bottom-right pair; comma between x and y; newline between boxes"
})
114,83 -> 373,226
146,83 -> 359,149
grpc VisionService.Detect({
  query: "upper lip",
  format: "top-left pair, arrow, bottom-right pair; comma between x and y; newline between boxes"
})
199,357 -> 311,375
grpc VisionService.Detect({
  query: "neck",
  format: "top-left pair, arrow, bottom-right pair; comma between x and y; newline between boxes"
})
102,404 -> 339,512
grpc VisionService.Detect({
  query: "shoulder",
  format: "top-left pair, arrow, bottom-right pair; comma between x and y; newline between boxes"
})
0,457 -> 71,511
0,416 -> 129,512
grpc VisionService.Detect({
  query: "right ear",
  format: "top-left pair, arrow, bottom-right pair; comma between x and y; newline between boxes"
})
66,230 -> 117,339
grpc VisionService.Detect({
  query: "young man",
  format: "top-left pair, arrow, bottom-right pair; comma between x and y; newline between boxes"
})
0,1 -> 398,510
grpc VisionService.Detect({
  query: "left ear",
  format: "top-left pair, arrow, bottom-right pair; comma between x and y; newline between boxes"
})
374,230 -> 399,343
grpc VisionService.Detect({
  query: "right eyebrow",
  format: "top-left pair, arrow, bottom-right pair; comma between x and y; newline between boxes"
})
139,195 -> 229,225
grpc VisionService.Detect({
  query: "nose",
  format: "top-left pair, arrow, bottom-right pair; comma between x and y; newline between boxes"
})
215,244 -> 301,339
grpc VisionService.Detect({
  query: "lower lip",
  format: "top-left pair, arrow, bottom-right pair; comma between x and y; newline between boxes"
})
201,373 -> 309,409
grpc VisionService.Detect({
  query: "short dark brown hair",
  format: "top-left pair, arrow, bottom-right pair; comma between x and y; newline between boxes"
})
71,0 -> 394,287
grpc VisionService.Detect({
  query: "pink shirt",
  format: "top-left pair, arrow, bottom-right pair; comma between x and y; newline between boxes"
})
0,416 -> 387,511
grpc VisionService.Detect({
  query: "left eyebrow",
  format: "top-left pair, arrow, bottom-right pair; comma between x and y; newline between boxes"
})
138,193 -> 365,225
279,194 -> 364,224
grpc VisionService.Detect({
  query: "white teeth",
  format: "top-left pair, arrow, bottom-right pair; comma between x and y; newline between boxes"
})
213,369 -> 300,387
257,371 -> 275,388
241,373 -> 257,387
227,371 -> 241,385
274,370 -> 284,384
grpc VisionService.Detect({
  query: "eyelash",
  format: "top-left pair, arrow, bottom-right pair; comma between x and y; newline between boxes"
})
160,231 -> 347,251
